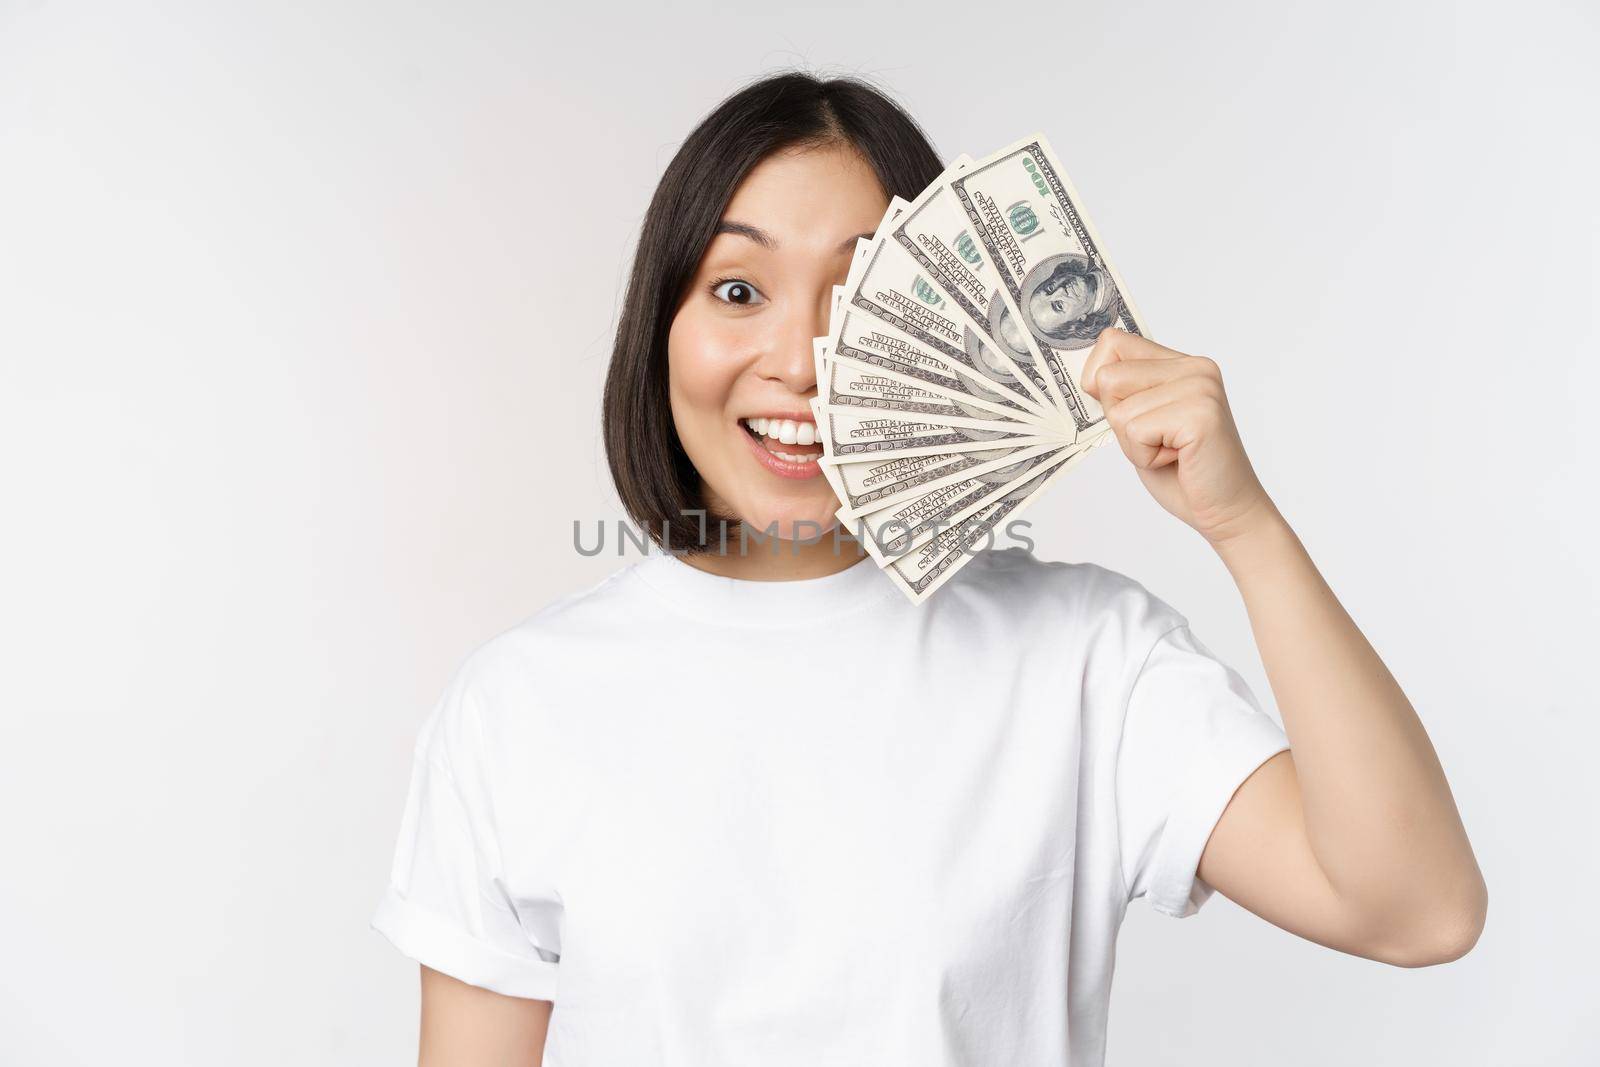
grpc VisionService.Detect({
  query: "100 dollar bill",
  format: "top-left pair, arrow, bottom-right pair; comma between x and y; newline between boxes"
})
950,136 -> 1147,437
819,407 -> 1056,463
840,235 -> 1054,418
883,440 -> 1099,602
852,444 -> 1074,566
826,307 -> 1035,420
888,176 -> 1068,429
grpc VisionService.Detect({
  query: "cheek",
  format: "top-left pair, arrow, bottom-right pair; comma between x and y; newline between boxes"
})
667,307 -> 747,431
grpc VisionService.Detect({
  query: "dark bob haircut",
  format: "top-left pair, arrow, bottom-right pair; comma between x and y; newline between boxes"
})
601,71 -> 944,553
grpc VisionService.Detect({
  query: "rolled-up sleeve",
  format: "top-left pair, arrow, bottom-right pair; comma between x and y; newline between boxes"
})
1115,624 -> 1291,918
370,671 -> 560,1000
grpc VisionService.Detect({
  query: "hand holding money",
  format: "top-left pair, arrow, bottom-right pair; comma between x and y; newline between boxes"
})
812,133 -> 1146,602
1081,328 -> 1273,548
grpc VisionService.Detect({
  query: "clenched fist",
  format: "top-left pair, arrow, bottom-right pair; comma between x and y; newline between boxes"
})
1081,328 -> 1276,547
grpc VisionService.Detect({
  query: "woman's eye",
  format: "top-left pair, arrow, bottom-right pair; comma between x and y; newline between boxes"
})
711,279 -> 766,306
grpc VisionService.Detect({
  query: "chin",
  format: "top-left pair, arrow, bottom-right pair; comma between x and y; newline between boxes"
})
735,498 -> 840,543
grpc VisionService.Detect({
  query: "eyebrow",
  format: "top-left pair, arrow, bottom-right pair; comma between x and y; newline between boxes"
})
714,220 -> 875,254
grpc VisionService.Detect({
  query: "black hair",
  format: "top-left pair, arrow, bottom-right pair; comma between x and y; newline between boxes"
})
600,70 -> 944,552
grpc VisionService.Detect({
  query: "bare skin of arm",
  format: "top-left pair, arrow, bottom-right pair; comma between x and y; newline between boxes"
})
419,965 -> 552,1066
1082,329 -> 1488,968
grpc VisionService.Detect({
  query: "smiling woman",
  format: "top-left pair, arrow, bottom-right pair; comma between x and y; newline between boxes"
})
667,143 -> 887,555
601,75 -> 943,575
372,68 -> 1485,1067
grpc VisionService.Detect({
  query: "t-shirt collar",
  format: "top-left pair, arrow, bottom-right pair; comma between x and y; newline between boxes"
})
628,548 -> 898,624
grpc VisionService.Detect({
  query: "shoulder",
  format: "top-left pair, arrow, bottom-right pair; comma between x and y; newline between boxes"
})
937,547 -> 1189,641
924,548 -> 1202,721
441,561 -> 652,708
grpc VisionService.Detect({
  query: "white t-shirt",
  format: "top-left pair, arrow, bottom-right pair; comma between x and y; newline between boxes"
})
371,547 -> 1289,1066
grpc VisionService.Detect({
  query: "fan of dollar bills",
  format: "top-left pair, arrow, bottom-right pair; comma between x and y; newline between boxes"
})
810,134 -> 1148,604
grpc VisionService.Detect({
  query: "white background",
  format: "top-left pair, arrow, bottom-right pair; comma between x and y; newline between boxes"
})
2,1 -> 1596,1063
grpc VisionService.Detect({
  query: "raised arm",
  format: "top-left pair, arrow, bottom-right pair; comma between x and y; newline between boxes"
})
1082,328 -> 1487,967
419,965 -> 552,1066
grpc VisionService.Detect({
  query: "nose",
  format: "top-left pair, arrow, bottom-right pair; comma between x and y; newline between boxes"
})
751,292 -> 828,394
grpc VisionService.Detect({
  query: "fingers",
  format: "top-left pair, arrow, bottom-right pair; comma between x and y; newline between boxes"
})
1078,327 -> 1231,470
1113,396 -> 1214,470
1096,358 -> 1229,469
1080,327 -> 1188,401
1088,355 -> 1191,406
1105,374 -> 1217,428
1101,377 -> 1199,467
1083,330 -> 1216,403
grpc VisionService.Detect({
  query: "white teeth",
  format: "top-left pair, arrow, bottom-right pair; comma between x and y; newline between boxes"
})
744,417 -> 818,443
741,418 -> 821,464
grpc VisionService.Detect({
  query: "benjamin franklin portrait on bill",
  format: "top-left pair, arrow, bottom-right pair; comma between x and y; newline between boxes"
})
990,252 -> 1123,358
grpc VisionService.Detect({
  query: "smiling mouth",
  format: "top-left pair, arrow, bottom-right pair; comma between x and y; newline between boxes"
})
741,417 -> 825,471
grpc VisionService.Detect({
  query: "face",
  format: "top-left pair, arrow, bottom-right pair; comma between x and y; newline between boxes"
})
1031,273 -> 1093,334
667,142 -> 889,540
996,308 -> 1027,358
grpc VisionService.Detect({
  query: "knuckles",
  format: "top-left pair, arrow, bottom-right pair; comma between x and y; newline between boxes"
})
1188,372 -> 1226,403
1089,341 -> 1230,423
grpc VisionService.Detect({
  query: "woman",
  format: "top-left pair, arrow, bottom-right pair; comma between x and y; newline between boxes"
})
371,72 -> 1486,1066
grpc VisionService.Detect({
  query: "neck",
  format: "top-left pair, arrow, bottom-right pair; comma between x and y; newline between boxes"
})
678,525 -> 869,582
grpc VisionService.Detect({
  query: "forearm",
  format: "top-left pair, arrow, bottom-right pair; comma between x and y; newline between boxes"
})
1213,501 -> 1486,941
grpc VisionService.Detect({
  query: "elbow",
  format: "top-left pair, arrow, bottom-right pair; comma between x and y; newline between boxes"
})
1382,874 -> 1489,968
